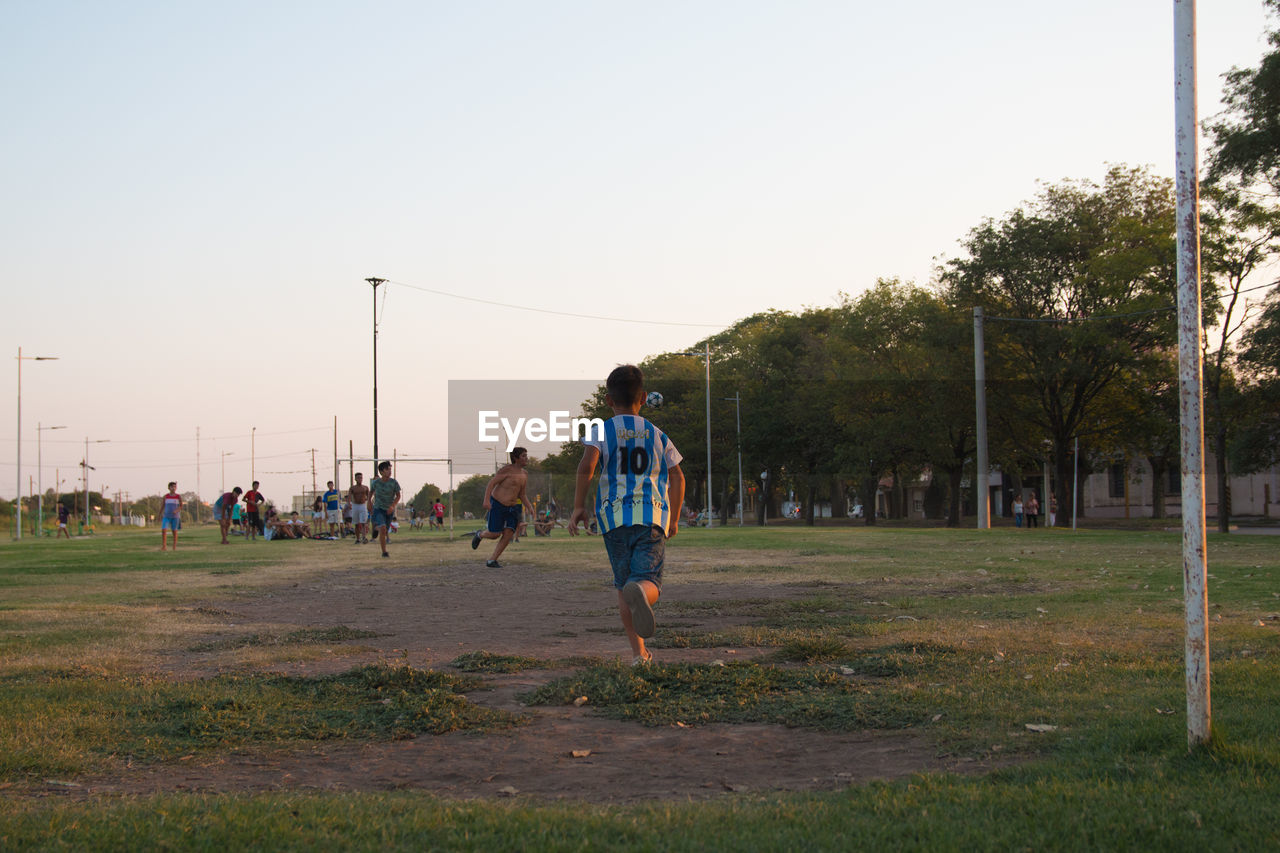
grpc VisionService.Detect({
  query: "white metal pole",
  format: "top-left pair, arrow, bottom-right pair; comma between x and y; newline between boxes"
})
704,343 -> 712,527
733,393 -> 744,526
974,308 -> 990,529
1174,0 -> 1210,747
16,346 -> 21,540
1072,437 -> 1079,530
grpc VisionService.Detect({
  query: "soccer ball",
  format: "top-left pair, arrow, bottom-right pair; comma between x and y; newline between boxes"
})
645,390 -> 664,409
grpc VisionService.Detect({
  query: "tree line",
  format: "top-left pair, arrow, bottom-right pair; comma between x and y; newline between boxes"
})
535,4 -> 1280,530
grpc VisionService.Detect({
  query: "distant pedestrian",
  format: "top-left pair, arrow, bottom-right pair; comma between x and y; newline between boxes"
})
369,461 -> 401,558
1012,494 -> 1024,528
1026,493 -> 1040,528
348,472 -> 371,544
214,487 -> 243,544
311,495 -> 325,531
1049,495 -> 1059,527
160,481 -> 182,551
56,502 -> 71,539
433,498 -> 445,530
242,481 -> 265,541
323,480 -> 342,536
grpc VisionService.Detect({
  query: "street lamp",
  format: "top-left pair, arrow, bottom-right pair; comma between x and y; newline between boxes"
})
366,277 -> 386,463
681,345 -> 713,527
723,393 -> 743,526
15,347 -> 59,540
37,423 -> 66,536
221,451 -> 234,493
251,427 -> 256,483
81,438 -> 109,529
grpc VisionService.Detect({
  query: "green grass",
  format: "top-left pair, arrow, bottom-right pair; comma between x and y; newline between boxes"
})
0,663 -> 521,777
1,523 -> 1279,848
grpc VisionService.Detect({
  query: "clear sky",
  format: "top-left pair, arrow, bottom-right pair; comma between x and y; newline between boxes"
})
2,0 -> 1274,507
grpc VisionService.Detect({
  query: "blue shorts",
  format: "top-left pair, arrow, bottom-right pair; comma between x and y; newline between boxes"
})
161,516 -> 181,531
486,499 -> 522,533
371,506 -> 394,529
603,525 -> 665,590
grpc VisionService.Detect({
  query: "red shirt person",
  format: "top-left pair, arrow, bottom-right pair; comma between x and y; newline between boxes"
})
242,481 -> 265,540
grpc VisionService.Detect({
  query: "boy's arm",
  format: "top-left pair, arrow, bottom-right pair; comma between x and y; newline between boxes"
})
666,464 -> 685,539
568,447 -> 601,536
481,473 -> 499,509
518,478 -> 533,514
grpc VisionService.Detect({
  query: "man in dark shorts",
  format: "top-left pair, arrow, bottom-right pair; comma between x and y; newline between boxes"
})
242,481 -> 265,541
56,501 -> 72,539
471,447 -> 533,568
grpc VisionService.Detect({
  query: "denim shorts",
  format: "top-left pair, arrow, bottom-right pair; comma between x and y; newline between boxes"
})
161,516 -> 181,531
602,524 -> 665,590
371,506 -> 393,529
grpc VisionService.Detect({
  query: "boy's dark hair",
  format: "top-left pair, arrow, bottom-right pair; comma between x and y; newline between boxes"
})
232,486 -> 243,494
167,482 -> 176,490
606,364 -> 644,406
378,461 -> 392,473
510,447 -> 527,463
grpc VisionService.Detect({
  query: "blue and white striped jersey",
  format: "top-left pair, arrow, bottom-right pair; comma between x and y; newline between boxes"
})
585,414 -> 682,533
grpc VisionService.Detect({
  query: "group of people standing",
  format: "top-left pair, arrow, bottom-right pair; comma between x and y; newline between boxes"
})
210,463 -> 403,557
1011,491 -> 1057,528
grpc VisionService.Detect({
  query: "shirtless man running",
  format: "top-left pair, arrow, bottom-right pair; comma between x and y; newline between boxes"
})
471,446 -> 534,568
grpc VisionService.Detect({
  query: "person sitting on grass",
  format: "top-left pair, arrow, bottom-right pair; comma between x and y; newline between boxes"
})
569,365 -> 685,666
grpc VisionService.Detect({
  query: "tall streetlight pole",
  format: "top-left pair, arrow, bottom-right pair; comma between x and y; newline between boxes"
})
81,437 -> 108,529
221,451 -> 234,493
251,427 -> 256,483
724,393 -> 743,526
15,347 -> 59,540
366,277 -> 386,463
37,423 -> 66,536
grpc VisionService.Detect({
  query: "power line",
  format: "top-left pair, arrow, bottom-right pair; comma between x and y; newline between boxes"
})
386,278 -> 726,328
986,278 -> 1278,324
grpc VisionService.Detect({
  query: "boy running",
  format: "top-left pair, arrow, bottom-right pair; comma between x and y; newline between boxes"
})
471,447 -> 533,568
569,365 -> 685,665
160,481 -> 182,551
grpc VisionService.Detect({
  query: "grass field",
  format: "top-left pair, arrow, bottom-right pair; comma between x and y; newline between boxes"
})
1,523 -> 1278,850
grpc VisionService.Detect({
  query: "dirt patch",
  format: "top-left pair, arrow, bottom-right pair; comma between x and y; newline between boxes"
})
76,543 -> 999,802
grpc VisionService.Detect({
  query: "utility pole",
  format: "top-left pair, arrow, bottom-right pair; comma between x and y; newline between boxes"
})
366,277 -> 386,464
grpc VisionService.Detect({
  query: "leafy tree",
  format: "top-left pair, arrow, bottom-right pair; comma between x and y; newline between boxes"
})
940,166 -> 1181,522
1207,0 -> 1280,196
1233,289 -> 1280,472
1199,186 -> 1280,528
452,473 -> 491,518
408,483 -> 443,512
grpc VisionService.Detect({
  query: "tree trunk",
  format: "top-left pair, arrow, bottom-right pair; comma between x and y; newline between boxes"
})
945,466 -> 963,527
830,477 -> 846,518
860,476 -> 879,526
755,478 -> 774,526
1148,456 -> 1167,520
1215,426 -> 1231,533
805,481 -> 817,526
